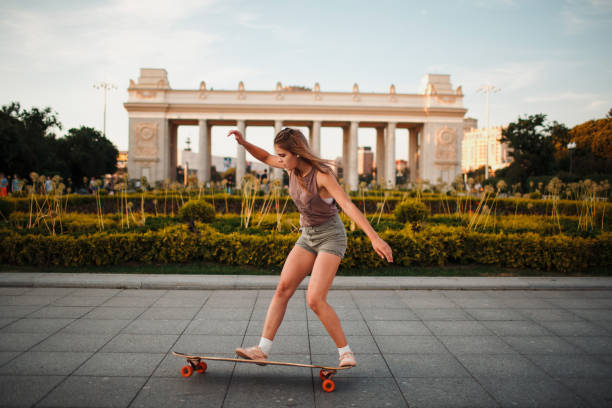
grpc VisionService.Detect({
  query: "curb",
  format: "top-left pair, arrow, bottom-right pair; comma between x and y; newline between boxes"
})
1,273 -> 612,290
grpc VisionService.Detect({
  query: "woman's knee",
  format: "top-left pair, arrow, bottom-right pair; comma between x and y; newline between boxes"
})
275,281 -> 295,301
306,294 -> 326,313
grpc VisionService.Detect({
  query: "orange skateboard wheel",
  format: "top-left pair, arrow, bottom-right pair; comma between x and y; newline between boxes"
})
196,361 -> 207,373
181,365 -> 193,378
322,379 -> 335,392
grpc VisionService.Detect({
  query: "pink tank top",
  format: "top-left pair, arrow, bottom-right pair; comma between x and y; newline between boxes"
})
288,168 -> 338,227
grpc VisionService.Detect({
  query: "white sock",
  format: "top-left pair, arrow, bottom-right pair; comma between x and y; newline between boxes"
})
258,337 -> 273,356
338,344 -> 352,356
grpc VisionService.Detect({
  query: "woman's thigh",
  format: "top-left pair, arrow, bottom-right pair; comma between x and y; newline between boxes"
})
277,245 -> 317,294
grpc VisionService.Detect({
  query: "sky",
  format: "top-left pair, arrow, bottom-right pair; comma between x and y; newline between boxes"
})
1,0 -> 611,164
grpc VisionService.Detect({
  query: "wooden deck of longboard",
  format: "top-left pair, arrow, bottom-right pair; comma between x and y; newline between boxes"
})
172,351 -> 350,371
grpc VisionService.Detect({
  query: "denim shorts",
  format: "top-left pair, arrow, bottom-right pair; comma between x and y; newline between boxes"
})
295,214 -> 347,259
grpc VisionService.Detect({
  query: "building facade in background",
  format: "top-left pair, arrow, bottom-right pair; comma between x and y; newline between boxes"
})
357,146 -> 374,175
461,127 -> 512,174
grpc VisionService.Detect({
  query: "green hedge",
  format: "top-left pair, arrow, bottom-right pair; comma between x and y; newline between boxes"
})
2,224 -> 609,273
2,194 -> 610,218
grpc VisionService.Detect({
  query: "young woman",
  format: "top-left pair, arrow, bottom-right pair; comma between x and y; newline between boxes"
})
228,127 -> 393,367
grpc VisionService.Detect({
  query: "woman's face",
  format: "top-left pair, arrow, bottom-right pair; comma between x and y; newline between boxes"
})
274,145 -> 299,170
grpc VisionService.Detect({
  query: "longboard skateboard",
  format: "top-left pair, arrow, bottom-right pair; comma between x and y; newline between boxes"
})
172,351 -> 351,392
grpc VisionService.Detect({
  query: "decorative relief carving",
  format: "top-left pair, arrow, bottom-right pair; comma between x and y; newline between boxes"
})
314,82 -> 321,101
389,84 -> 397,102
435,127 -> 457,161
276,82 -> 284,100
135,90 -> 158,98
134,122 -> 158,158
238,81 -> 246,99
434,94 -> 457,104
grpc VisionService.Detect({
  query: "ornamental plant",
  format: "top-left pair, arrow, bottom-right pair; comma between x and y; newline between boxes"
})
178,199 -> 216,224
394,199 -> 429,224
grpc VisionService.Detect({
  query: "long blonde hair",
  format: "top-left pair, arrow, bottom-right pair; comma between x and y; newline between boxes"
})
274,127 -> 337,190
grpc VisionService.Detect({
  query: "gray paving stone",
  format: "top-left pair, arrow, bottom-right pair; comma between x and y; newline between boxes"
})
32,333 -> 114,352
313,377 -> 407,408
195,307 -> 253,320
28,305 -> 94,319
438,336 -> 518,355
253,307 -> 306,321
546,298 -> 612,309
386,353 -> 471,378
186,319 -> 249,336
450,298 -> 510,309
397,377 -> 499,408
0,351 -> 92,375
360,307 -> 419,321
122,319 -> 191,335
481,321 -> 552,336
0,332 -> 51,351
0,375 -> 66,408
537,320 -> 611,336
174,334 -> 245,355
309,335 -> 379,354
74,352 -> 165,377
246,319 -> 306,336
101,296 -> 158,307
368,320 -> 431,335
526,354 -> 612,378
375,335 -> 447,354
0,305 -> 40,318
499,298 -> 555,309
151,296 -> 208,308
52,296 -> 115,307
413,308 -> 475,321
464,308 -> 525,321
0,318 -> 74,334
69,288 -> 121,297
131,376 -> 230,408
224,376 -> 314,408
83,306 -> 147,320
455,353 -> 551,379
243,335 -> 310,354
557,378 -> 612,408
562,336 -> 612,354
477,376 -> 590,408
100,334 -> 178,353
309,319 -> 370,335
0,295 -> 60,306
0,351 -> 20,365
569,308 -> 612,321
502,336 -> 586,355
424,321 -> 493,336
115,289 -> 166,298
307,307 -> 363,321
61,319 -> 130,335
518,308 -> 583,321
401,298 -> 458,308
138,306 -> 200,320
37,375 -> 147,408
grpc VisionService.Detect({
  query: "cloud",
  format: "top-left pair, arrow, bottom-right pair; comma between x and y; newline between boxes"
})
524,91 -> 601,103
560,0 -> 612,34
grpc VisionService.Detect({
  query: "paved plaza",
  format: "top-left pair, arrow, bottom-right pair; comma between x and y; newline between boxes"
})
1,277 -> 612,407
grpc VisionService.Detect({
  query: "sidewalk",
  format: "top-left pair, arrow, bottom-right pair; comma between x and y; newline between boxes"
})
1,276 -> 611,407
2,272 -> 612,290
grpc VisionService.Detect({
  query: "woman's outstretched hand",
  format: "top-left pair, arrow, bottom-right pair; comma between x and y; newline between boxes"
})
227,130 -> 245,146
371,236 -> 393,263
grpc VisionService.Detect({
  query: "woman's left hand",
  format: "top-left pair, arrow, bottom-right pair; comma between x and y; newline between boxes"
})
371,236 -> 393,263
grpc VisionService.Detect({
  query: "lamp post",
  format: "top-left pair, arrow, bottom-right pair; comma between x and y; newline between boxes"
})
567,142 -> 576,175
477,84 -> 500,180
93,82 -> 117,137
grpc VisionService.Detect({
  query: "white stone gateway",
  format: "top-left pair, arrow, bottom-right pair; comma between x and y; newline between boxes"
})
124,68 -> 469,190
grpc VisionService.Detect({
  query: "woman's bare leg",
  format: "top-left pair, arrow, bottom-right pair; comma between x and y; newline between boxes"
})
306,252 -> 347,348
261,245 -> 316,340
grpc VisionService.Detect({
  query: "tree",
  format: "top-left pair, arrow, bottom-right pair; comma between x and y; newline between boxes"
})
0,102 -> 64,177
57,127 -> 118,187
498,114 -> 556,185
566,116 -> 612,175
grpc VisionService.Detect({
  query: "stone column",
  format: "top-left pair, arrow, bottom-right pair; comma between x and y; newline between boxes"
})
169,122 -> 178,181
376,127 -> 385,185
348,121 -> 359,191
198,119 -> 210,183
310,120 -> 321,157
342,126 -> 349,185
272,120 -> 283,182
385,122 -> 396,188
236,120 -> 246,189
409,127 -> 419,182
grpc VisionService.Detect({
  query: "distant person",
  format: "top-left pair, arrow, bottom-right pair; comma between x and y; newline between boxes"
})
0,174 -> 7,197
45,177 -> 53,193
228,127 -> 393,368
11,174 -> 20,194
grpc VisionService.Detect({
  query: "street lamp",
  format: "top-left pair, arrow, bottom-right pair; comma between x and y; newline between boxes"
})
567,142 -> 576,175
477,84 -> 500,180
93,81 -> 117,137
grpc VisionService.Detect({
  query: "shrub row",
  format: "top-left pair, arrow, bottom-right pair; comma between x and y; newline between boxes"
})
2,194 -> 610,218
1,224 -> 609,273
